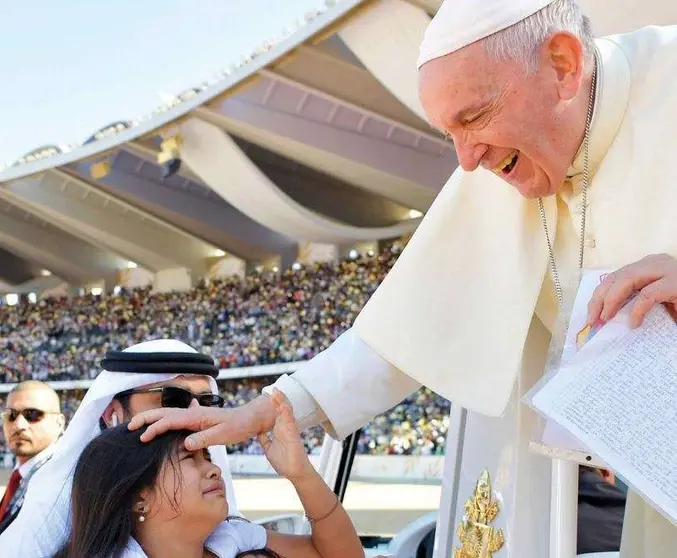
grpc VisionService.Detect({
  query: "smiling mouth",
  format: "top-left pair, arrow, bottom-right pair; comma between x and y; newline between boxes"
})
494,153 -> 518,176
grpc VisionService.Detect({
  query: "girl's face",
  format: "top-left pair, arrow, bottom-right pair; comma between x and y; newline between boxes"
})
146,446 -> 229,528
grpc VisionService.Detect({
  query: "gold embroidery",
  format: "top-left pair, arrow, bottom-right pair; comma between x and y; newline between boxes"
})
454,469 -> 505,558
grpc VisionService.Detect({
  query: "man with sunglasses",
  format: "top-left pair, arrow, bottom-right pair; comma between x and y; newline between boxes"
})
0,339 -> 265,558
0,381 -> 64,535
101,370 -> 225,430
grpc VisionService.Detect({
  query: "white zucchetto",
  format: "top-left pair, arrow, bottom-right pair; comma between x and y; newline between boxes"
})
417,0 -> 556,68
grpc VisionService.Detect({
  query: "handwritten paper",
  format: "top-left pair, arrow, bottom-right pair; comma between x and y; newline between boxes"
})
537,270 -> 609,457
531,288 -> 677,525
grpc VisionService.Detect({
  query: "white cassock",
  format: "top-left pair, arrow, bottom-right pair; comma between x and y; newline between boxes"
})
269,23 -> 677,558
0,339 -> 266,558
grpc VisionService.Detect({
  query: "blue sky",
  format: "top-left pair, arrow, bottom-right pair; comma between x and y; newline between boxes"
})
0,0 -> 321,164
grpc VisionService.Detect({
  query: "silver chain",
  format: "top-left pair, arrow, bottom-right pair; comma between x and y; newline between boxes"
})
538,52 -> 598,308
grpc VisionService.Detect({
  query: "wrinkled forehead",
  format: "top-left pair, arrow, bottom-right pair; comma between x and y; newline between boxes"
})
419,42 -> 510,125
138,374 -> 214,394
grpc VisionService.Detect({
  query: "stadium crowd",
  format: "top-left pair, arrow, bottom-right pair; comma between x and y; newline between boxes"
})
0,251 -> 400,383
0,249 -> 450,461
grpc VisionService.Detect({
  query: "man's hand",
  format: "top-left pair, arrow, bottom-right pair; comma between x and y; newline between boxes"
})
587,254 -> 677,328
128,394 -> 277,451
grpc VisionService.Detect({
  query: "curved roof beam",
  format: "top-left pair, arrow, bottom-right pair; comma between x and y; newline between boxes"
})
1,171 -> 215,271
274,44 -> 427,131
86,146 -> 298,261
198,72 -> 456,211
339,0 -> 430,120
0,199 -> 124,283
180,118 -> 421,243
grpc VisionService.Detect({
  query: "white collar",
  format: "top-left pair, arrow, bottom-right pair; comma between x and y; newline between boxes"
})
567,36 -> 631,179
16,442 -> 57,478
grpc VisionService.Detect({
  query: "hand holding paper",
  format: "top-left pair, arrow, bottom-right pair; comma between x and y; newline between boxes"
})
529,270 -> 677,526
587,253 -> 677,328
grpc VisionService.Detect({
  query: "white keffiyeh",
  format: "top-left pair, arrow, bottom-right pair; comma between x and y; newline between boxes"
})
0,339 -> 267,558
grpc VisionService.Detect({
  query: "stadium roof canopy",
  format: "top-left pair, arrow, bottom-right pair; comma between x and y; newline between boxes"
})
0,0 -> 673,293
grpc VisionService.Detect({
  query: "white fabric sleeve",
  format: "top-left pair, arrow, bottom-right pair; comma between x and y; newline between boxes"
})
266,328 -> 421,440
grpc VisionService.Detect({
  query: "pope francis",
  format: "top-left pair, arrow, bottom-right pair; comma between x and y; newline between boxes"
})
130,1 -> 677,556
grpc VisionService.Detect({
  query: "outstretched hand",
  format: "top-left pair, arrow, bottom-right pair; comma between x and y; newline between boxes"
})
257,390 -> 314,481
587,254 -> 677,328
128,395 -> 276,451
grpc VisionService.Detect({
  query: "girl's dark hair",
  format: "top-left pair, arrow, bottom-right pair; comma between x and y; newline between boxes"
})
54,424 -> 189,558
54,424 -> 280,558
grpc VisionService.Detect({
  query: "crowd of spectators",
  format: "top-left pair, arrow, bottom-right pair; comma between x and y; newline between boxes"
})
0,249 -> 450,460
1,251 -> 400,383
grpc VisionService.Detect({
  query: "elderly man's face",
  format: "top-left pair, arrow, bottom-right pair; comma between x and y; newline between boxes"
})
419,34 -> 586,198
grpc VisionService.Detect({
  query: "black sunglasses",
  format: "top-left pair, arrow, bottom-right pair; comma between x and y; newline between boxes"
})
1,408 -> 59,423
114,386 -> 224,409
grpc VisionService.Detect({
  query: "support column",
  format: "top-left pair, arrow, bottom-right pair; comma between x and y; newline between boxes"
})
117,266 -> 155,290
206,255 -> 246,280
153,267 -> 193,293
39,283 -> 72,300
298,243 -> 339,264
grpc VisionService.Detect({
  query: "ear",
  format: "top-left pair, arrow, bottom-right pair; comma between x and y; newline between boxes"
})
543,31 -> 585,101
133,488 -> 154,515
101,400 -> 126,428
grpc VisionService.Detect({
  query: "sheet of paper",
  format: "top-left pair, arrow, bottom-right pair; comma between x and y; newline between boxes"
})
531,300 -> 677,525
538,270 -> 610,456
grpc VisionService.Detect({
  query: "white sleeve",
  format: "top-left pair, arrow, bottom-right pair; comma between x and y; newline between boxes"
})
265,328 -> 421,440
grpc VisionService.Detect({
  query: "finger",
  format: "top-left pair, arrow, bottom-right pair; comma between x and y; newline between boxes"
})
587,275 -> 616,325
137,408 -> 202,442
278,400 -> 296,426
257,432 -> 272,451
628,277 -> 671,328
128,408 -> 172,431
595,262 -> 665,323
185,429 -> 209,451
139,416 -> 181,442
597,276 -> 640,323
185,423 -> 231,451
270,389 -> 285,409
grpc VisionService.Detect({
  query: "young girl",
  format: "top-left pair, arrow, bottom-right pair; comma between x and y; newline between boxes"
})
55,391 -> 363,558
